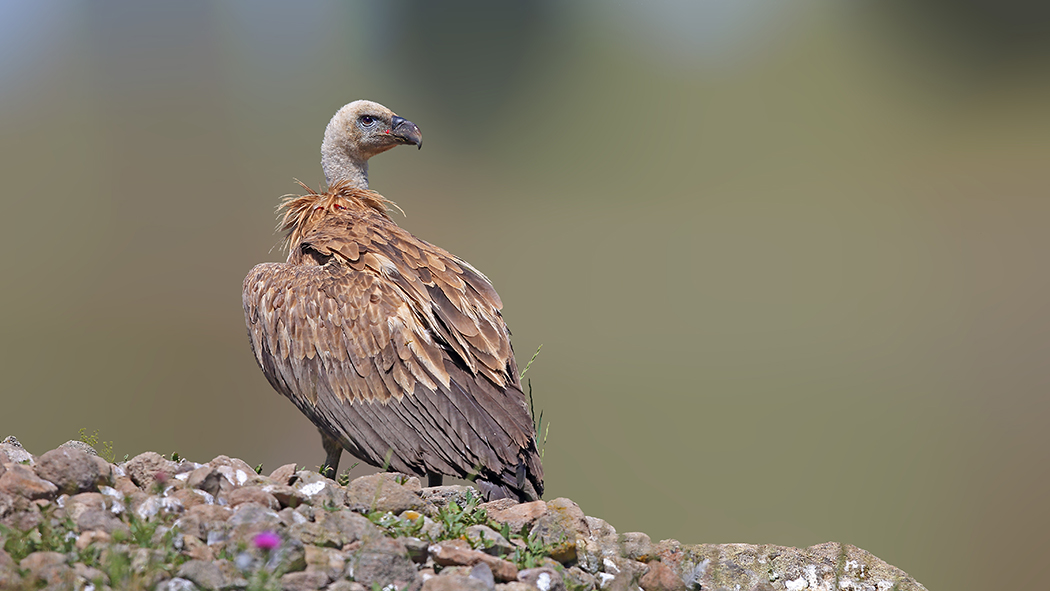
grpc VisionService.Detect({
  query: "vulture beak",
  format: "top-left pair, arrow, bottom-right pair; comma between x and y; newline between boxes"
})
390,115 -> 423,149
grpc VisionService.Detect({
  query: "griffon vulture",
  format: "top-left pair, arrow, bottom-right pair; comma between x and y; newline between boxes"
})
242,100 -> 543,501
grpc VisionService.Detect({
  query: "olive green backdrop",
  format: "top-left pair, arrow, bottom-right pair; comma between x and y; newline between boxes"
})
2,3 -> 1048,590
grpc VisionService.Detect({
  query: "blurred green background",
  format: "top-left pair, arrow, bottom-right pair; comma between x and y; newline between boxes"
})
2,2 -> 1048,589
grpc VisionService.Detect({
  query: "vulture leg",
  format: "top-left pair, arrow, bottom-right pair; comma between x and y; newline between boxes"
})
320,429 -> 342,479
427,472 -> 443,487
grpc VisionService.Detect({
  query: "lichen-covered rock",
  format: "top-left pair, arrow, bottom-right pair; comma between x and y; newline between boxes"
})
346,472 -> 424,514
0,436 -> 34,465
176,559 -> 226,590
529,498 -> 587,564
224,485 -> 279,510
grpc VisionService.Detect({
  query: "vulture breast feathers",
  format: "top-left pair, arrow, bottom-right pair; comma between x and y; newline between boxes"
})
243,182 -> 543,501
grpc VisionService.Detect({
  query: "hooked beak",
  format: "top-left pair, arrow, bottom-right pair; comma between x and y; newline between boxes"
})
390,115 -> 422,149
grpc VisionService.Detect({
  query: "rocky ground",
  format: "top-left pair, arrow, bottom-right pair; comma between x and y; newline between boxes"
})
0,437 -> 928,591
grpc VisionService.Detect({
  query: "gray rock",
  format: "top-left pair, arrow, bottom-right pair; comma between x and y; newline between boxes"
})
73,561 -> 110,586
420,485 -> 479,511
156,577 -> 201,591
176,559 -> 226,590
280,570 -> 331,591
187,466 -> 224,497
293,471 -> 345,508
35,447 -> 104,495
563,566 -> 597,591
466,524 -> 514,557
518,567 -> 565,591
652,541 -> 928,591
77,508 -> 130,536
346,473 -> 423,514
0,463 -> 58,500
294,509 -> 378,548
469,562 -> 496,590
326,581 -> 367,591
304,544 -> 346,581
348,535 -> 419,590
422,574 -> 492,591
401,536 -> 430,563
618,532 -> 652,561
19,551 -> 73,588
125,452 -> 179,489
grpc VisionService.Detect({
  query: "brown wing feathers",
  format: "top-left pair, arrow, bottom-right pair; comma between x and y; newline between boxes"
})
243,181 -> 542,499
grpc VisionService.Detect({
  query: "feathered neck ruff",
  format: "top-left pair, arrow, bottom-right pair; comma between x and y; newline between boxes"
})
277,179 -> 396,250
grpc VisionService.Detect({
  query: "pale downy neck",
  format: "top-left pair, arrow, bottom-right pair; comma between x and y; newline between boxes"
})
321,118 -> 369,189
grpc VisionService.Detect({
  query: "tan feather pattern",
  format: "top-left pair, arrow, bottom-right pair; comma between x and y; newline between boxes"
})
243,181 -> 542,500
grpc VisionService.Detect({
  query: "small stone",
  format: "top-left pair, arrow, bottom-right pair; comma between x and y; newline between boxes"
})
125,452 -> 179,489
619,532 -> 652,561
208,455 -> 262,489
349,535 -> 419,589
20,551 -> 73,588
429,539 -> 518,582
186,466 -> 223,496
346,472 -> 423,514
75,529 -> 113,551
226,502 -> 283,544
176,559 -> 226,590
529,498 -> 588,564
305,545 -> 345,581
169,487 -> 212,510
519,566 -> 565,591
488,500 -> 547,535
0,436 -> 34,465
113,475 -> 141,496
479,497 -> 518,513
638,560 -> 686,591
422,574 -> 492,591
402,536 -> 430,563
269,463 -> 297,485
293,471 -> 345,508
66,492 -> 106,521
224,485 -> 279,510
280,570 -> 331,591
563,566 -> 597,591
182,534 -> 214,561
59,439 -> 99,457
73,561 -> 109,586
0,464 -> 58,500
262,484 -> 306,508
420,484 -> 479,512
77,508 -> 130,536
497,583 -> 538,591
466,524 -> 514,557
326,581 -> 368,591
156,577 -> 201,591
296,509 -> 378,548
470,562 -> 496,590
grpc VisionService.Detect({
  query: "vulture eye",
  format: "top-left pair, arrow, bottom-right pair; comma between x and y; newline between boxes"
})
358,115 -> 378,128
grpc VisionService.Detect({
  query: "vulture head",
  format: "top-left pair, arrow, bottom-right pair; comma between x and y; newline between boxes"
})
321,99 -> 422,189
